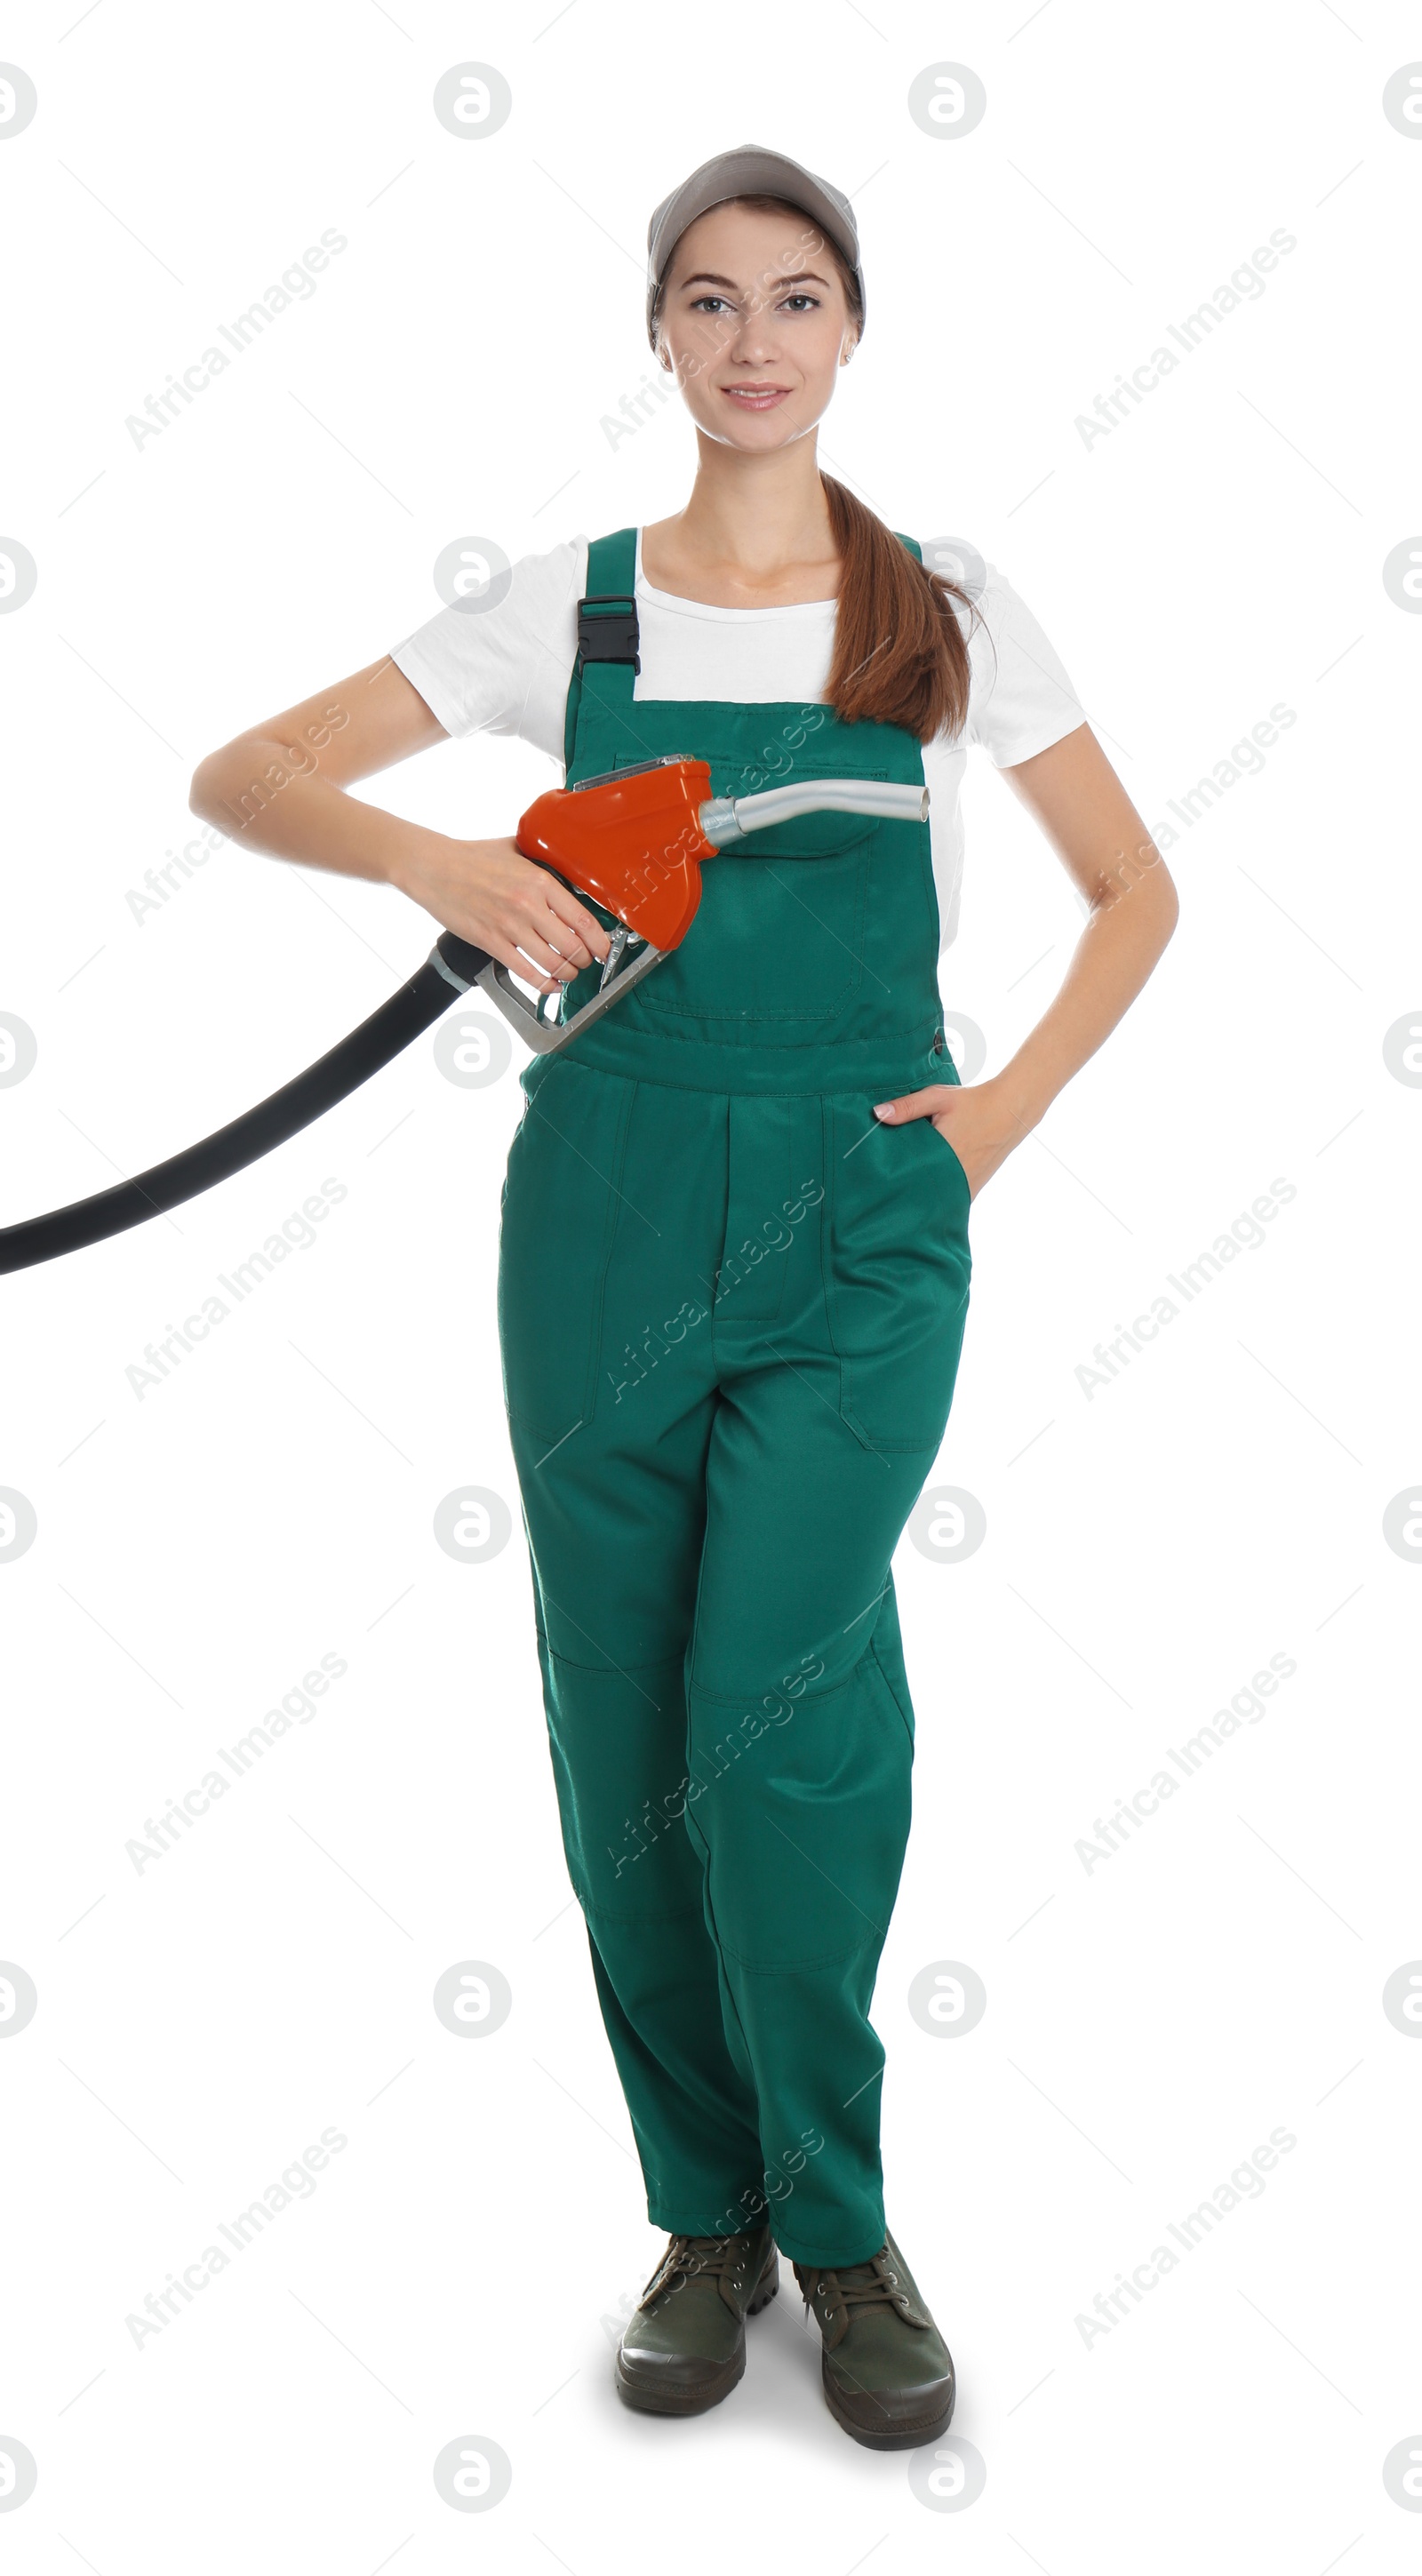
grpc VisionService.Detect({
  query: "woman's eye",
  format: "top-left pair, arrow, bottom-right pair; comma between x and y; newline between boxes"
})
688,292 -> 821,316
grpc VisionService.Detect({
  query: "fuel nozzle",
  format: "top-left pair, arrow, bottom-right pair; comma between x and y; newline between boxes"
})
463,753 -> 931,1053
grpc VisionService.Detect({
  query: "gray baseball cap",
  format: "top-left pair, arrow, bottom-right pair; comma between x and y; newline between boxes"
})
646,143 -> 865,351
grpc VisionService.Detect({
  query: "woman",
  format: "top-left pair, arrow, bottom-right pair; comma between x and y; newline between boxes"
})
190,144 -> 1177,2451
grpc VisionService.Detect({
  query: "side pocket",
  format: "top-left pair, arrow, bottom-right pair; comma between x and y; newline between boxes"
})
496,1068 -> 634,1444
868,1633 -> 916,1761
824,1095 -> 972,1452
928,1116 -> 973,1217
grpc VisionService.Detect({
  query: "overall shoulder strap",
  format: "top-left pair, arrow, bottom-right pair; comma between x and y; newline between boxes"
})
892,530 -> 923,565
563,527 -> 640,773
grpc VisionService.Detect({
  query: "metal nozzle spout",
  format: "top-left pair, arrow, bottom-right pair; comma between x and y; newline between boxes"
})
697,777 -> 930,849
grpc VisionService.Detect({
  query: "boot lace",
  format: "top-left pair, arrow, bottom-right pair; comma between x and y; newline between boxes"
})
639,2232 -> 752,2309
797,2247 -> 915,2331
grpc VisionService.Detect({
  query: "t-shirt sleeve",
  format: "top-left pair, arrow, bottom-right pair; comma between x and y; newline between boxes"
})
388,536 -> 585,764
963,567 -> 1088,768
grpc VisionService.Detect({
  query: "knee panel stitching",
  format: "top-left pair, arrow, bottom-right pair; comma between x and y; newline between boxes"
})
539,1632 -> 690,1677
715,1924 -> 887,1974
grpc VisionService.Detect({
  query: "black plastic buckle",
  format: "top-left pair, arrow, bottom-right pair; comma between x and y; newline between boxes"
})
577,591 -> 640,674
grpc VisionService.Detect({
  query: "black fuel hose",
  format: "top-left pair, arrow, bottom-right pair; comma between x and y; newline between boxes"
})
0,932 -> 490,1276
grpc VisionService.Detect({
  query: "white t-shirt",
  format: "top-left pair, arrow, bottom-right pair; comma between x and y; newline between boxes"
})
390,527 -> 1086,949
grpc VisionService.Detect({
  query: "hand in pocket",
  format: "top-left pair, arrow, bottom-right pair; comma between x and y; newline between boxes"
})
871,1076 -> 1032,1201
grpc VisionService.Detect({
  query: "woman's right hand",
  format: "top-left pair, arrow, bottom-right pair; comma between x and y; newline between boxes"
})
394,833 -> 614,995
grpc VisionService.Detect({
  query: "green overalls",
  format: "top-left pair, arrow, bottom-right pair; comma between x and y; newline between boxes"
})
496,526 -> 972,2269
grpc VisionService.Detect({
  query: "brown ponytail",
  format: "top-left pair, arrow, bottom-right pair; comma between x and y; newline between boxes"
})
819,469 -> 978,745
651,188 -> 982,745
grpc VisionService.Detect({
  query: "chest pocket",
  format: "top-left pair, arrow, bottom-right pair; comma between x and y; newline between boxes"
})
615,753 -> 884,1028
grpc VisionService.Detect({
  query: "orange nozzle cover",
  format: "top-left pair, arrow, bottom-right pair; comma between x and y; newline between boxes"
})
515,757 -> 716,952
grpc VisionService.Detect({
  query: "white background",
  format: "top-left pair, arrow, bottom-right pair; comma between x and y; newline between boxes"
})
3,1 -> 1420,2565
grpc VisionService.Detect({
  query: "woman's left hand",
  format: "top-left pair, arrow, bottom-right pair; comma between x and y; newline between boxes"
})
872,1075 -> 1031,1201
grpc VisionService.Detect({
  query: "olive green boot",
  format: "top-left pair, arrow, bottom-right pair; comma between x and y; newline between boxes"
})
792,2228 -> 955,2450
615,2225 -> 779,2415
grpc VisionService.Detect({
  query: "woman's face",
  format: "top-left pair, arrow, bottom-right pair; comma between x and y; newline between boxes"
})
655,200 -> 858,449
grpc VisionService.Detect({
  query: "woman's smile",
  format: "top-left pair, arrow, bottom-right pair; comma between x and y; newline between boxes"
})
720,382 -> 792,410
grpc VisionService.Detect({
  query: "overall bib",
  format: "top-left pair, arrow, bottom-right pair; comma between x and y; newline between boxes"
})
497,527 -> 972,2269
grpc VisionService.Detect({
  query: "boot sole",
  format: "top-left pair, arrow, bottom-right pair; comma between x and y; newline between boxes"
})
821,2363 -> 955,2452
615,2263 -> 779,2417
